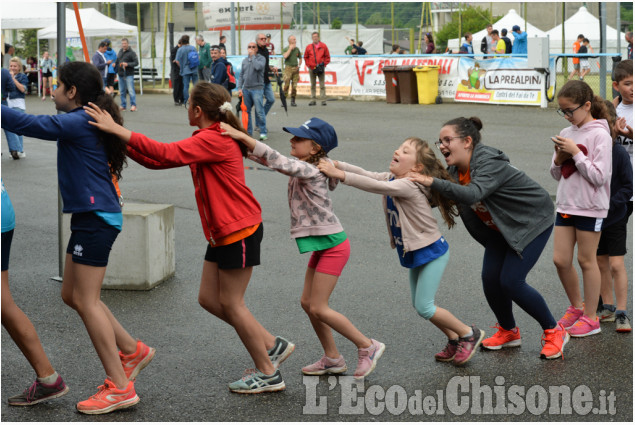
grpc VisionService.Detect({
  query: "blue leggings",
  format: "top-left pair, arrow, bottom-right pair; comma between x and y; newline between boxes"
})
481,226 -> 557,331
409,250 -> 450,320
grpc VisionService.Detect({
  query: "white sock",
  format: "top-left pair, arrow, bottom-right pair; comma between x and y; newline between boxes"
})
37,371 -> 59,385
461,329 -> 474,338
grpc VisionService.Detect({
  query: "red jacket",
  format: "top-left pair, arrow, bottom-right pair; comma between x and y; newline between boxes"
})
127,123 -> 262,245
303,42 -> 330,70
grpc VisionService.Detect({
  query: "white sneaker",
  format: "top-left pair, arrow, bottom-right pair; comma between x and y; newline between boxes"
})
18,152 -> 26,158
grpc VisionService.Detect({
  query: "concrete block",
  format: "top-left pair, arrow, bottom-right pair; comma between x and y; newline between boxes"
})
62,203 -> 175,290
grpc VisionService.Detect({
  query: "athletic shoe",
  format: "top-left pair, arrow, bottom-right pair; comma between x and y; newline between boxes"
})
7,375 -> 69,406
434,339 -> 458,362
321,101 -> 327,106
76,378 -> 139,415
568,315 -> 601,337
259,134 -> 268,141
353,339 -> 385,378
453,327 -> 485,365
119,340 -> 156,380
119,106 -> 126,111
268,336 -> 295,369
481,324 -> 521,350
228,369 -> 285,394
557,305 -> 584,329
130,105 -> 137,112
17,152 -> 26,158
598,308 -> 616,323
616,313 -> 632,333
302,355 -> 347,375
540,324 -> 569,359
10,151 -> 19,160
308,101 -> 316,106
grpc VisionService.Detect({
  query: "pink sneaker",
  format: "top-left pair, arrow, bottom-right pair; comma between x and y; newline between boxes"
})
353,339 -> 385,378
453,327 -> 485,366
568,315 -> 601,337
557,305 -> 584,329
434,339 -> 458,362
301,355 -> 347,375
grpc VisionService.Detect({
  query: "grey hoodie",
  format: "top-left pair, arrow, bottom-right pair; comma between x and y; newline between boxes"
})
430,143 -> 554,255
237,54 -> 265,91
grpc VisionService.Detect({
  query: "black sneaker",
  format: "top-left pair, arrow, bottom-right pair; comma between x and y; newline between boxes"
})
268,336 -> 296,368
8,375 -> 69,406
228,369 -> 285,393
321,100 -> 327,106
308,101 -> 316,106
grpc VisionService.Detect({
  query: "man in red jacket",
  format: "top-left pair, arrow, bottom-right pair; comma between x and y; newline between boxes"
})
303,32 -> 330,106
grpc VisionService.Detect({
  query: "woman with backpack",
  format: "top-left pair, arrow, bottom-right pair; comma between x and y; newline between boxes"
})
175,35 -> 199,107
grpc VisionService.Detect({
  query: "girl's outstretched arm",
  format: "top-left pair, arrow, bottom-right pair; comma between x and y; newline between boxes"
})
84,102 -> 132,142
317,159 -> 346,180
219,122 -> 256,151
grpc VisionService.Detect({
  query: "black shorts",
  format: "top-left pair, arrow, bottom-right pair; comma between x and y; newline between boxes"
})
597,213 -> 630,256
1,229 -> 14,271
555,213 -> 603,232
42,70 -> 52,78
204,223 -> 263,269
66,212 -> 120,267
106,73 -> 116,86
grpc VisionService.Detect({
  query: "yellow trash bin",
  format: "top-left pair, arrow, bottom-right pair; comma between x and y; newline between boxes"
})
413,66 -> 440,105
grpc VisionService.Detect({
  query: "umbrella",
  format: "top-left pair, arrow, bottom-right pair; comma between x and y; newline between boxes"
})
275,71 -> 288,116
236,95 -> 249,130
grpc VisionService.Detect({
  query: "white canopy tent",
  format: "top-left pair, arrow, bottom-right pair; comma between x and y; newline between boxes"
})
0,2 -> 57,30
448,9 -> 546,52
36,8 -> 144,93
546,6 -> 626,54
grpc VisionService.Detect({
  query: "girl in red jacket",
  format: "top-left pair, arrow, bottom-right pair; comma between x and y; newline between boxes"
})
85,82 -> 294,394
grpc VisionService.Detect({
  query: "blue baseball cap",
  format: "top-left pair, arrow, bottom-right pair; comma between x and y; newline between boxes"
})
283,118 -> 338,153
512,25 -> 521,32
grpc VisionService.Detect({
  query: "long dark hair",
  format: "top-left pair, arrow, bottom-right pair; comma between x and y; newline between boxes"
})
189,82 -> 250,156
57,61 -> 127,180
409,137 -> 459,228
443,116 -> 483,147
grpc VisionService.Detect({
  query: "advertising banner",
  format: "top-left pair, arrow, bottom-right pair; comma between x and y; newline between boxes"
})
454,57 -> 553,106
202,2 -> 294,30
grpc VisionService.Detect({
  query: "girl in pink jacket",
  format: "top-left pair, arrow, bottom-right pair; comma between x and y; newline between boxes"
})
551,80 -> 613,338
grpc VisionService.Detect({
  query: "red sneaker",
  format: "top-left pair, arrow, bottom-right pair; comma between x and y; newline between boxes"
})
481,324 -> 521,350
540,324 -> 569,359
434,339 -> 458,362
76,378 -> 139,415
120,340 -> 156,380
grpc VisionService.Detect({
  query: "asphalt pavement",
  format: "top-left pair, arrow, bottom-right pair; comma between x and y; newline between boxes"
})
1,93 -> 632,422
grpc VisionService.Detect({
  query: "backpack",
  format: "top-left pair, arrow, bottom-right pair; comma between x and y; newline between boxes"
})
187,48 -> 199,69
226,63 -> 236,90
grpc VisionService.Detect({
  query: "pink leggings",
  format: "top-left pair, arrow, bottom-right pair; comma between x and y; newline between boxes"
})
307,239 -> 350,276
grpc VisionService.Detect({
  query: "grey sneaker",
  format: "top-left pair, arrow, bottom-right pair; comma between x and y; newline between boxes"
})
321,100 -> 327,106
616,313 -> 632,333
268,336 -> 295,369
598,308 -> 616,322
228,369 -> 285,394
8,375 -> 69,406
308,101 -> 316,106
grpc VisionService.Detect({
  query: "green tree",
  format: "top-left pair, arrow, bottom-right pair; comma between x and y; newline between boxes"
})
331,18 -> 342,29
435,6 -> 499,52
365,11 -> 388,25
621,4 -> 632,31
14,29 -> 48,60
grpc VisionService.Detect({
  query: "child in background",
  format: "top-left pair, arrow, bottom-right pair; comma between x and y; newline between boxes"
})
2,180 -> 69,407
5,57 -> 29,159
221,118 -> 385,378
86,82 -> 294,394
578,39 -> 591,80
1,62 -> 154,414
318,137 -> 483,366
596,100 -> 633,332
551,80 -> 613,337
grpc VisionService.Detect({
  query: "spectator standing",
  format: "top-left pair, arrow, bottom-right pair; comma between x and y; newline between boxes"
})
170,40 -> 184,106
501,29 -> 513,54
480,24 -> 494,57
236,42 -> 267,140
5,57 -> 28,159
209,45 -> 228,90
390,44 -> 401,54
115,38 -> 139,112
491,30 -> 505,54
304,31 -> 330,106
626,32 -> 633,60
219,35 -> 227,52
175,35 -> 199,108
459,33 -> 474,56
3,44 -> 15,69
91,42 -> 111,91
578,38 -> 591,81
568,34 -> 584,80
511,25 -> 528,55
196,35 -> 212,82
103,39 -> 117,96
256,33 -> 276,116
39,51 -> 55,101
423,33 -> 435,54
282,35 -> 302,107
265,34 -> 275,55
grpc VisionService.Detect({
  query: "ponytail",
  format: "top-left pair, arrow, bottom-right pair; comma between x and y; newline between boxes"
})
589,95 -> 610,123
558,80 -> 610,122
